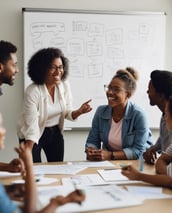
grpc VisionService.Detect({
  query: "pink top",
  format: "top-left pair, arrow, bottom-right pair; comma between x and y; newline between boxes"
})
108,118 -> 122,150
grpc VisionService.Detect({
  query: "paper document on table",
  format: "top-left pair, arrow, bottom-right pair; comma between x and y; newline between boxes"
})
68,160 -> 115,168
12,177 -> 58,185
38,184 -> 142,212
97,169 -> 141,183
62,174 -> 117,186
126,186 -> 172,200
33,164 -> 87,175
62,173 -> 139,186
0,172 -> 20,178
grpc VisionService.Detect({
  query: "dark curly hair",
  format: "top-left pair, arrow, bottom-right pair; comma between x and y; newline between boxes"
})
150,70 -> 172,100
0,40 -> 17,64
28,47 -> 69,84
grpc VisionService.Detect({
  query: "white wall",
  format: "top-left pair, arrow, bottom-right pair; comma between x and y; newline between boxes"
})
0,0 -> 171,162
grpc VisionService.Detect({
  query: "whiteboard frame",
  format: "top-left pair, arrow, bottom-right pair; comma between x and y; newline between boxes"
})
22,8 -> 166,16
23,8 -> 166,129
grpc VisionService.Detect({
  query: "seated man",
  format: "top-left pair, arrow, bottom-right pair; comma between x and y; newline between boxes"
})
0,40 -> 24,173
121,96 -> 172,187
143,70 -> 172,164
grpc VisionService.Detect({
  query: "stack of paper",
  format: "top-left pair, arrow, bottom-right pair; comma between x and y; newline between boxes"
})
97,169 -> 140,184
33,164 -> 87,175
62,174 -> 115,186
37,184 -> 143,213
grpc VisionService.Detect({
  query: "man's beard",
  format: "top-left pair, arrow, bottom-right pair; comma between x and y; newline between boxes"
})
3,76 -> 14,85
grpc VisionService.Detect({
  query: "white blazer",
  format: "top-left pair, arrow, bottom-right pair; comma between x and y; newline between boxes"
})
17,80 -> 75,144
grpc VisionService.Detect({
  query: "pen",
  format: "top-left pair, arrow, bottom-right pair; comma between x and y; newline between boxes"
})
72,180 -> 82,205
139,154 -> 144,172
35,174 -> 44,182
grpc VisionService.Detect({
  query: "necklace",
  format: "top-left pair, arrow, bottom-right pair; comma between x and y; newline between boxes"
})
113,116 -> 123,123
112,112 -> 124,122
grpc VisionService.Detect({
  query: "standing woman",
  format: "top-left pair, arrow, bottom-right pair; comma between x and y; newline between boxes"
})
85,67 -> 153,161
17,48 -> 92,162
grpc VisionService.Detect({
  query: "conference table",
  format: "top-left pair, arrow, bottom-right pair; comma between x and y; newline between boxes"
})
1,160 -> 172,213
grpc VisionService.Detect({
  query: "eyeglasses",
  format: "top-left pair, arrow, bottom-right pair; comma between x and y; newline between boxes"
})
104,84 -> 126,94
49,65 -> 64,73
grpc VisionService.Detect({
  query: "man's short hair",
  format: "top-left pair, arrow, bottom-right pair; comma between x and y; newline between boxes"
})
151,70 -> 172,100
0,40 -> 17,64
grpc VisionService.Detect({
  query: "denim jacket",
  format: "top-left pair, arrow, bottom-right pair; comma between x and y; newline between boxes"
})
86,101 -> 153,159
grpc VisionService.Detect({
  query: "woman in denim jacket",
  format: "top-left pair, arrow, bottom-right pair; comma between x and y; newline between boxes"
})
85,67 -> 153,161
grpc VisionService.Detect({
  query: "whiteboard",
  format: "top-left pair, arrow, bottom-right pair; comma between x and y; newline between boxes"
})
23,8 -> 166,129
